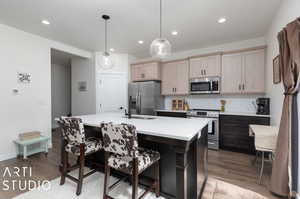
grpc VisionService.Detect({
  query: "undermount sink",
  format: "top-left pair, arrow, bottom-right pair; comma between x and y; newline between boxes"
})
123,115 -> 156,120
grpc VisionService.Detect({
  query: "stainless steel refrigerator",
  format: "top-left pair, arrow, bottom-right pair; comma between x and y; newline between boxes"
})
128,81 -> 164,116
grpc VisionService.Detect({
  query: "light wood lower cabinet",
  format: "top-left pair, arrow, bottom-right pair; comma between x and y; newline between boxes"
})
131,62 -> 161,82
161,60 -> 189,95
221,49 -> 265,94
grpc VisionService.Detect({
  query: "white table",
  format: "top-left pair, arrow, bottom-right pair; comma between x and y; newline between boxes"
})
249,124 -> 278,184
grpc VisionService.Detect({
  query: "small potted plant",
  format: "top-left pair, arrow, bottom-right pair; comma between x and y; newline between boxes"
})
220,100 -> 226,112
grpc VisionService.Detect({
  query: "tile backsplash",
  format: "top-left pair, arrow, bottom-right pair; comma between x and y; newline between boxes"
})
165,95 -> 264,113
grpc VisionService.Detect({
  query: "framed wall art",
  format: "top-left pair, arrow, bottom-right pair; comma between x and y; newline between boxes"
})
273,55 -> 281,84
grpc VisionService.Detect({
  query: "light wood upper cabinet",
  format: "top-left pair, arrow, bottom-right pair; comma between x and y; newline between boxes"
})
221,49 -> 265,94
189,55 -> 221,78
161,60 -> 189,95
221,53 -> 243,94
175,60 -> 189,95
131,62 -> 161,82
243,50 -> 265,93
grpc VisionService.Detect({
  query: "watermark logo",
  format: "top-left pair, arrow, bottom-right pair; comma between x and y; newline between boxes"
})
1,166 -> 51,191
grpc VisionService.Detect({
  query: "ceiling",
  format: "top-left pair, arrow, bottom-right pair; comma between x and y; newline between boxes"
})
0,0 -> 281,58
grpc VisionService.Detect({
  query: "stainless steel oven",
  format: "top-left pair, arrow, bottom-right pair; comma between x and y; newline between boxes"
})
187,109 -> 220,150
190,77 -> 220,94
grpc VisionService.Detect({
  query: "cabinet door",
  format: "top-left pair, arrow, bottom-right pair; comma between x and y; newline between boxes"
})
131,64 -> 144,81
143,62 -> 161,80
131,62 -> 161,82
205,55 -> 221,77
161,62 -> 176,95
221,54 -> 243,94
175,60 -> 189,95
242,50 -> 265,93
189,57 -> 205,78
220,115 -> 270,154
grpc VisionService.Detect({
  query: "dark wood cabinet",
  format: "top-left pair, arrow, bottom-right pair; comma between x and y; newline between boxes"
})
219,115 -> 270,154
156,111 -> 187,118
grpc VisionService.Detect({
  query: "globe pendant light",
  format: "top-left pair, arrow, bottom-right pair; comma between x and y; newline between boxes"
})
100,15 -> 114,69
150,0 -> 171,58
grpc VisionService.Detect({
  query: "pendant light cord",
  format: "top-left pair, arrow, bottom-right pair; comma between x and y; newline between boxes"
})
160,0 -> 162,38
105,19 -> 108,53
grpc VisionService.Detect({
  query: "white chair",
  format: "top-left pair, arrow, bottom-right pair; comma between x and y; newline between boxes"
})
249,125 -> 278,184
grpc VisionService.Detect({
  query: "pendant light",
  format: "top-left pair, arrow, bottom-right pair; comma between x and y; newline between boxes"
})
100,15 -> 114,69
150,0 -> 171,58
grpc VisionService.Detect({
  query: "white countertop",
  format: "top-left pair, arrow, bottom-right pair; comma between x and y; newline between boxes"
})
74,112 -> 211,141
219,111 -> 271,117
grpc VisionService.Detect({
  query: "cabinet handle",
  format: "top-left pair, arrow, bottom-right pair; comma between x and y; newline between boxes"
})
201,70 -> 203,75
238,84 -> 241,90
242,84 -> 245,90
141,73 -> 145,78
175,88 -> 177,92
204,70 -> 206,75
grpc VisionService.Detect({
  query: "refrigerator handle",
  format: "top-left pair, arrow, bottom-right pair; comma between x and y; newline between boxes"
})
135,93 -> 139,114
139,92 -> 142,114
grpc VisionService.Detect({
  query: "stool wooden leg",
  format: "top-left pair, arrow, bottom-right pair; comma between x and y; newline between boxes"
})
60,150 -> 68,185
76,144 -> 85,196
154,161 -> 160,197
103,152 -> 111,199
132,158 -> 138,199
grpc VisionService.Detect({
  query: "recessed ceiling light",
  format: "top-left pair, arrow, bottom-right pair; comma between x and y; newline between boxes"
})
110,48 -> 115,52
171,31 -> 178,36
42,20 -> 50,25
138,40 -> 144,44
218,17 -> 227,24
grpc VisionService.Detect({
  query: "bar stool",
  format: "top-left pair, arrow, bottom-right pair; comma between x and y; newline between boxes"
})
58,117 -> 102,195
100,122 -> 160,199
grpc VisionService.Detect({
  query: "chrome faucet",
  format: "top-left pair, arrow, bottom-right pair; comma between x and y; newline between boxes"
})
125,96 -> 132,119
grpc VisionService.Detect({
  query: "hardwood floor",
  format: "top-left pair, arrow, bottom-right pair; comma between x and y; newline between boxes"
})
0,130 -> 282,199
207,149 -> 283,199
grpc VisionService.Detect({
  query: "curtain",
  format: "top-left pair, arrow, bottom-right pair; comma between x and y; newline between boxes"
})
270,17 -> 300,197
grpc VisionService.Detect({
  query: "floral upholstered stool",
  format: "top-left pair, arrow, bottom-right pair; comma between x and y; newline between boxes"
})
58,117 -> 102,196
101,122 -> 160,199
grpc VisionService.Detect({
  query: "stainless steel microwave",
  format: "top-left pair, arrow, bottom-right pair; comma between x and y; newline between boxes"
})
190,77 -> 220,94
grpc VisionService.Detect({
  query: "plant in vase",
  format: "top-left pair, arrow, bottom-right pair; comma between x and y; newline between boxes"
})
220,100 -> 226,112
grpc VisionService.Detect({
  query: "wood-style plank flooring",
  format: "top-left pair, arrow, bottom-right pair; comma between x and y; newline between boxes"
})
0,130 -> 282,199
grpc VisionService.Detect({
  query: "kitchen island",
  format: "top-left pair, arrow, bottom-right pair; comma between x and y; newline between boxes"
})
64,112 -> 210,199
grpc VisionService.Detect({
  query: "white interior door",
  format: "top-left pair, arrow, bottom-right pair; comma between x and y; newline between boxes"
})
96,73 -> 127,113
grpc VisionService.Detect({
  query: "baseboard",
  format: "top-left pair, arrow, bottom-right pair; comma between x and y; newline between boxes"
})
0,153 -> 17,162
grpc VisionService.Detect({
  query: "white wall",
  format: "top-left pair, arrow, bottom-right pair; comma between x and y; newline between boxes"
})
71,53 -> 135,115
51,63 -> 71,128
71,56 -> 96,116
136,37 -> 266,63
0,23 -> 91,161
265,0 -> 300,126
